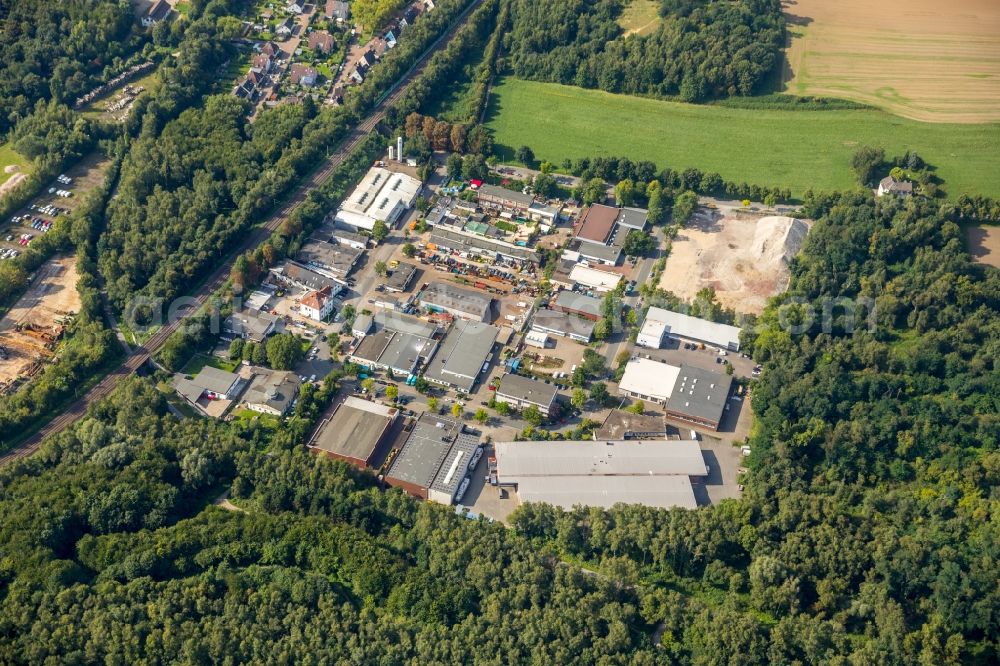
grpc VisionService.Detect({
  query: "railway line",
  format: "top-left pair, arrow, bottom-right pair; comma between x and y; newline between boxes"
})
0,0 -> 482,467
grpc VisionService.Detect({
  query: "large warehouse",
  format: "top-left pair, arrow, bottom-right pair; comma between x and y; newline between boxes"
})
618,358 -> 734,431
637,307 -> 742,351
307,397 -> 400,468
334,166 -> 421,231
494,439 -> 707,510
384,412 -> 482,504
423,319 -> 499,392
420,281 -> 493,322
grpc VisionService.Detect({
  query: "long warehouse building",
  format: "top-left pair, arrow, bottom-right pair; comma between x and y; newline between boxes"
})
494,439 -> 707,510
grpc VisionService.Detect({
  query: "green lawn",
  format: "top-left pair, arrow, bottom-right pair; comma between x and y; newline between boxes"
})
180,353 -> 240,376
0,142 -> 26,187
485,78 -> 1000,198
617,0 -> 662,37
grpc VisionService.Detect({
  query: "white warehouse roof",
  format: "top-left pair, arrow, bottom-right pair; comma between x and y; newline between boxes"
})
335,167 -> 421,231
640,307 -> 742,351
495,439 -> 706,510
617,357 -> 681,404
568,264 -> 622,292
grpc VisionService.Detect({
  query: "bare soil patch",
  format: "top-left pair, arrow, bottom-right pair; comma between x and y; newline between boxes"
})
0,257 -> 82,387
659,209 -> 810,314
966,225 -> 1000,268
783,0 -> 1000,123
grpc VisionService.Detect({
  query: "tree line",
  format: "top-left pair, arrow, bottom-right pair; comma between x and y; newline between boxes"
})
505,0 -> 785,102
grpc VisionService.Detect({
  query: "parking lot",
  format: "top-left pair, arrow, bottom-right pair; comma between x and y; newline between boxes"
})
0,153 -> 113,260
637,337 -> 757,378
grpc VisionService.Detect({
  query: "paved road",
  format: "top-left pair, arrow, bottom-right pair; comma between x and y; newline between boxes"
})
0,0 -> 484,468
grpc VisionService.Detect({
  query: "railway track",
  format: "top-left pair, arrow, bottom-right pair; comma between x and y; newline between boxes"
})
0,0 -> 483,467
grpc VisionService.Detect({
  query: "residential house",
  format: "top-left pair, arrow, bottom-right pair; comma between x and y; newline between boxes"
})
276,17 -> 295,37
326,0 -> 350,22
142,0 -> 172,26
224,310 -> 283,343
877,176 -> 913,197
242,370 -> 301,417
261,42 -> 282,59
308,30 -> 335,55
300,285 -> 336,321
251,54 -> 273,73
289,63 -> 319,87
287,0 -> 305,14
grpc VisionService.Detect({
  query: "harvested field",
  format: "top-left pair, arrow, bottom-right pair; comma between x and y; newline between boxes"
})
783,0 -> 1000,123
966,225 -> 1000,269
659,209 -> 810,314
0,257 -> 81,387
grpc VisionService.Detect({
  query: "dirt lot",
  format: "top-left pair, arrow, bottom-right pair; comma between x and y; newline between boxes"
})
0,256 -> 81,386
783,0 -> 1000,123
659,208 -> 809,314
967,225 -> 1000,268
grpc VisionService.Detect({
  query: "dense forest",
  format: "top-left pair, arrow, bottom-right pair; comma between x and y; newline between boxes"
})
505,0 -> 785,101
0,0 -> 136,134
2,195 -> 997,662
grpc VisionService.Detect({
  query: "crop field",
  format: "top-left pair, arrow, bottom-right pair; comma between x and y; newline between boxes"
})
618,0 -> 662,37
782,0 -> 1000,123
485,78 -> 1000,198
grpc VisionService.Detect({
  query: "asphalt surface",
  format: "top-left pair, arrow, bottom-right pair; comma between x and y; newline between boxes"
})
0,0 -> 484,468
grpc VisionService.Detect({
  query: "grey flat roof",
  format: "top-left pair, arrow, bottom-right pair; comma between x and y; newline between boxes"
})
351,327 -> 436,373
496,439 -> 707,478
387,413 -> 477,493
477,183 -> 534,207
429,227 -> 540,262
664,364 -> 733,424
496,373 -> 558,408
373,310 -> 438,338
297,240 -> 363,276
421,281 -> 492,320
385,262 -> 417,291
553,290 -> 603,317
225,310 -> 279,340
173,376 -> 206,404
531,308 -> 595,339
616,207 -> 649,229
569,238 -> 623,263
310,396 -> 397,462
430,431 -> 481,496
423,319 -> 498,391
514,475 -> 696,510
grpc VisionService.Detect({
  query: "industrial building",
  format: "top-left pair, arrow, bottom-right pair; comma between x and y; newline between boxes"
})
270,260 -> 344,294
575,204 -> 620,244
494,439 -> 707,510
594,410 -> 669,440
530,308 -> 595,343
567,263 -> 622,292
428,225 -> 540,263
335,166 -> 422,230
172,367 -> 246,415
617,357 -> 681,405
664,364 -> 734,430
476,183 -> 534,214
552,290 -> 603,321
296,239 -> 363,278
422,319 -> 498,392
420,281 -> 493,322
384,412 -> 482,504
307,396 -> 400,468
494,373 -> 559,416
384,262 -> 418,292
568,237 -> 623,266
348,313 -> 439,376
637,307 -> 742,351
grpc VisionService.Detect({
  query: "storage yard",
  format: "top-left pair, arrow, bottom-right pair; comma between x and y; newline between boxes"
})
659,209 -> 810,314
0,257 -> 81,391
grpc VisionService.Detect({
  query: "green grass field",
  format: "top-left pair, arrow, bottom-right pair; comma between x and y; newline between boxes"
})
0,142 -> 26,187
485,78 -> 1000,198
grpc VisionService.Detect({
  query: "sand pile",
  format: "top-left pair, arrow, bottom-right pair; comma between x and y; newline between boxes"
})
751,216 -> 809,265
